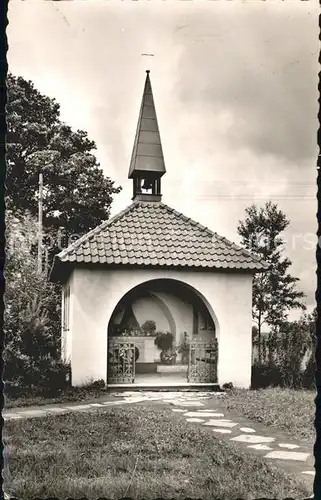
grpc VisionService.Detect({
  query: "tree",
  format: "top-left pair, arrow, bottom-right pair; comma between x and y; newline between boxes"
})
237,202 -> 306,361
4,210 -> 67,394
6,74 -> 121,245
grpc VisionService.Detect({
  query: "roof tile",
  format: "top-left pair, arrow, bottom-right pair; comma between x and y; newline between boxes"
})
54,201 -> 268,273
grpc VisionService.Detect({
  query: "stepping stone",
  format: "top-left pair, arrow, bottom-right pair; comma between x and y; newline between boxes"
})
302,471 -> 315,476
264,450 -> 309,462
45,407 -> 68,413
124,397 -> 147,403
65,405 -> 92,410
239,427 -> 256,433
18,410 -> 46,417
89,403 -> 105,407
248,444 -> 273,451
212,428 -> 232,434
231,434 -> 275,444
102,401 -> 123,405
186,418 -> 204,423
181,399 -> 205,403
171,409 -> 185,412
3,414 -> 22,420
278,443 -> 300,449
171,401 -> 204,407
197,409 -> 219,412
183,412 -> 224,418
204,419 -> 237,428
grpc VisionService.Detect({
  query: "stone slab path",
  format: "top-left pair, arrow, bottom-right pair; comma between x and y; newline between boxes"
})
3,390 -> 315,491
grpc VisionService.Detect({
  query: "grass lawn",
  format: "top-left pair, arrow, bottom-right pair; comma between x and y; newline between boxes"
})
4,386 -> 108,409
219,387 -> 315,442
4,405 -> 310,499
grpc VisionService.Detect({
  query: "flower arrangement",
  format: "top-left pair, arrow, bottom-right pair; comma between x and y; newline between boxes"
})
177,332 -> 189,365
154,331 -> 177,365
154,331 -> 174,351
110,320 -> 159,338
160,349 -> 177,365
141,320 -> 157,336
120,327 -> 141,337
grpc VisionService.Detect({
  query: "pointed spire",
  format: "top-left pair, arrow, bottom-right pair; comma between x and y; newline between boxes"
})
128,70 -> 166,180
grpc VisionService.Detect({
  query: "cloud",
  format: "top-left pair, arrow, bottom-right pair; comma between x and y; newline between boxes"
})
7,0 -> 318,315
172,5 -> 318,163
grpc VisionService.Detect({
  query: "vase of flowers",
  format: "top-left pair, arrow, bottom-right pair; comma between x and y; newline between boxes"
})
141,320 -> 157,336
154,331 -> 176,364
160,349 -> 177,365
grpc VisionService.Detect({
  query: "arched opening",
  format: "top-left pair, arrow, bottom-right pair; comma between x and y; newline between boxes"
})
107,278 -> 219,386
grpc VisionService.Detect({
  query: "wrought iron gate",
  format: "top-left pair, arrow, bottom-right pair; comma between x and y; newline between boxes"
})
187,338 -> 218,383
108,337 -> 135,384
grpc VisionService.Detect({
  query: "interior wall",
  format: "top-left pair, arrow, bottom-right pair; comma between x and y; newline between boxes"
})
152,291 -> 192,345
132,296 -> 170,332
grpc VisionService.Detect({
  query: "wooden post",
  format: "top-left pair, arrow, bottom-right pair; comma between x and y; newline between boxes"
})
38,172 -> 43,274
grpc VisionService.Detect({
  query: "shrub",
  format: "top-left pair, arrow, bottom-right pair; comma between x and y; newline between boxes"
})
85,379 -> 106,390
251,362 -> 284,389
251,309 -> 317,390
4,360 -> 70,398
4,210 -> 64,396
4,292 -> 70,396
222,382 -> 234,391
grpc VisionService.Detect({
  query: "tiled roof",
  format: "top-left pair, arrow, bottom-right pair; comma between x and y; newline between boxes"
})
52,201 -> 268,274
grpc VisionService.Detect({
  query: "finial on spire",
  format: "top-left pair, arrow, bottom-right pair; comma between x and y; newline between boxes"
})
146,69 -> 150,74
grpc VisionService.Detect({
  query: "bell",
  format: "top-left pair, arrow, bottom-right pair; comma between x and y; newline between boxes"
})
142,178 -> 153,190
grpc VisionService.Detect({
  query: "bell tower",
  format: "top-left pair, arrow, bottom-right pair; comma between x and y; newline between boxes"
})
128,70 -> 166,202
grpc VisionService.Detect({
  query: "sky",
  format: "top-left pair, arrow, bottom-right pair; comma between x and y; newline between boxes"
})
8,0 -> 319,316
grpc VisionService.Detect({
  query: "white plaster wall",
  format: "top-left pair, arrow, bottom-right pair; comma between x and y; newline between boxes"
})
69,267 -> 253,388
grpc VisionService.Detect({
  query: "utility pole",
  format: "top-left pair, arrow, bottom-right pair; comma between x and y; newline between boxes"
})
38,172 -> 43,274
44,247 -> 49,278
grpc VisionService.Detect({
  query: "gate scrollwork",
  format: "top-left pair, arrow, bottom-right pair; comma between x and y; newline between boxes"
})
108,337 -> 135,383
187,338 -> 218,383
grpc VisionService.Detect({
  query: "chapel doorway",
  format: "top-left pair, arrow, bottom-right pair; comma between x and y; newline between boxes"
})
107,279 -> 218,387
